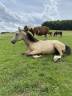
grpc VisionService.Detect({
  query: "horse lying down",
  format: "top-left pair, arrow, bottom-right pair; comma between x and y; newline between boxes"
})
11,29 -> 71,62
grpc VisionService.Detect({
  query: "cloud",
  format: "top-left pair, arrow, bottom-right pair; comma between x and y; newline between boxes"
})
0,0 -> 61,32
42,0 -> 60,20
10,0 -> 16,3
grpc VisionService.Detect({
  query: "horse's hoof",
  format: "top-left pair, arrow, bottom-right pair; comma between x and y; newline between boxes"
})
53,55 -> 61,62
21,53 -> 25,55
33,55 -> 42,58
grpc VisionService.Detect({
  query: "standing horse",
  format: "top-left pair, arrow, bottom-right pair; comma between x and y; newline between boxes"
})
54,31 -> 62,37
24,26 -> 52,37
11,28 -> 71,62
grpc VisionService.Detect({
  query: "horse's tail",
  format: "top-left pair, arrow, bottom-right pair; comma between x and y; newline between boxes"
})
65,45 -> 71,55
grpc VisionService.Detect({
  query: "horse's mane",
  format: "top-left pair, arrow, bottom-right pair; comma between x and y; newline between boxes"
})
26,32 -> 38,42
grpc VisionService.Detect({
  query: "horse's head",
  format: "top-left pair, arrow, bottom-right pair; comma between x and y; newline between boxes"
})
24,25 -> 29,32
24,25 -> 34,32
11,27 -> 26,44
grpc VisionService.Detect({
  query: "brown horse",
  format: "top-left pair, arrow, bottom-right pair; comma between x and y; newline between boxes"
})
24,26 -> 51,37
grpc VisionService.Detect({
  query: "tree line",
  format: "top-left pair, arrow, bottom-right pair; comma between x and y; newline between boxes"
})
42,20 -> 72,30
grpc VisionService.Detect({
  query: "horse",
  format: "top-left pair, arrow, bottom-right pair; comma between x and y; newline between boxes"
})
24,26 -> 52,37
54,31 -> 62,37
11,28 -> 71,62
48,32 -> 52,36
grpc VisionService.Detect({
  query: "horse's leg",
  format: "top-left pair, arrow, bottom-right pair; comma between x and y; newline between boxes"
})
53,45 -> 64,62
26,50 -> 42,58
54,33 -> 55,37
53,50 -> 63,62
50,33 -> 52,36
45,34 -> 47,39
55,45 -> 64,56
22,50 -> 31,55
33,32 -> 35,36
25,50 -> 41,56
33,55 -> 42,58
61,33 -> 62,37
53,55 -> 61,62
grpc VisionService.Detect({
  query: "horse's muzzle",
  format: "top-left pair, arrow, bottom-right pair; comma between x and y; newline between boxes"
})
11,40 -> 16,44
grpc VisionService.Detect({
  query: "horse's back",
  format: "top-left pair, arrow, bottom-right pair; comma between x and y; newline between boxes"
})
34,26 -> 49,35
52,40 -> 65,51
42,40 -> 65,49
33,40 -> 55,54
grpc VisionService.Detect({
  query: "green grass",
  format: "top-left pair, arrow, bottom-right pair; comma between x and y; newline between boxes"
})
0,31 -> 72,96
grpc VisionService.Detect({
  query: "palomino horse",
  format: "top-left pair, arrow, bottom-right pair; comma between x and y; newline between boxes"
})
24,26 -> 52,37
11,28 -> 71,62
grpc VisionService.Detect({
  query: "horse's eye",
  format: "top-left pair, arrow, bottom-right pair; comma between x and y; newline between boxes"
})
16,33 -> 18,36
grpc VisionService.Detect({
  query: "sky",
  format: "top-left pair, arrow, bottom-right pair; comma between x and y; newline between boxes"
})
0,0 -> 72,32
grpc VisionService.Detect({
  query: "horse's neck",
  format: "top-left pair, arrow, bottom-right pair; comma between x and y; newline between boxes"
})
23,37 -> 33,47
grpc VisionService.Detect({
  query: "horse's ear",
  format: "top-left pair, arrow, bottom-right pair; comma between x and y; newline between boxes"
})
18,27 -> 21,32
24,25 -> 28,32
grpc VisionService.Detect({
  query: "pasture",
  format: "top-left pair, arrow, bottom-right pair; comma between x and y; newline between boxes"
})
0,31 -> 72,96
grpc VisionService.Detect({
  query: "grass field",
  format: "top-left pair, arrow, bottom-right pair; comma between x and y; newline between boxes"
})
0,31 -> 72,96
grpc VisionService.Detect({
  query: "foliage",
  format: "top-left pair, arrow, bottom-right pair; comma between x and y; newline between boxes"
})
42,20 -> 72,30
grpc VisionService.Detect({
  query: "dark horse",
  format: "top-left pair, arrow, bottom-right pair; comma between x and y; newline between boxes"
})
24,26 -> 52,37
54,31 -> 62,37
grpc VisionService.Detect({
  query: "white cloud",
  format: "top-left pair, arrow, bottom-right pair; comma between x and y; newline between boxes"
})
0,0 -> 61,32
42,0 -> 60,20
